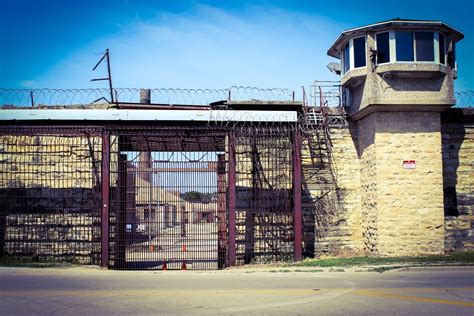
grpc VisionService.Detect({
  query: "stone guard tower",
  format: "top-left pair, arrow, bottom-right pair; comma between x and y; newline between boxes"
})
328,19 -> 464,256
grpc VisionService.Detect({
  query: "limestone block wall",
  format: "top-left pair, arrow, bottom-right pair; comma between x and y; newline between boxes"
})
357,114 -> 378,255
4,212 -> 101,264
356,112 -> 445,256
376,112 -> 445,255
0,133 -> 104,263
441,109 -> 474,253
303,125 -> 363,257
0,135 -> 102,189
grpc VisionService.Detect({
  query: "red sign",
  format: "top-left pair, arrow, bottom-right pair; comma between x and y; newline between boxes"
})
403,160 -> 416,169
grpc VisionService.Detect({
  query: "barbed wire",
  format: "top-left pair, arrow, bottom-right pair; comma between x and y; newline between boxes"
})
453,91 -> 474,108
0,86 -> 294,107
1,87 -> 472,108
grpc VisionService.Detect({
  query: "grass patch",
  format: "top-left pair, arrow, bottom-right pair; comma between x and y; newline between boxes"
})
291,252 -> 474,268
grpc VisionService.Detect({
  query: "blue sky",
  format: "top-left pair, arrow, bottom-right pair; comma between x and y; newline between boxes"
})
1,0 -> 473,92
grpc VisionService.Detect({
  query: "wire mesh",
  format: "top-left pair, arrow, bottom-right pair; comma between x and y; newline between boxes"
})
0,114 -> 332,269
0,127 -> 103,264
233,124 -> 295,264
108,127 -> 227,270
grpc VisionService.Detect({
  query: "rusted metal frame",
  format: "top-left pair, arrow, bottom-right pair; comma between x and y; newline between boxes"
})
106,49 -> 114,104
108,128 -> 227,270
244,129 -> 257,264
115,152 -> 127,268
116,103 -> 210,110
101,130 -> 111,268
228,130 -> 237,266
217,154 -> 227,269
0,125 -> 104,136
293,129 -> 303,261
105,124 -> 227,133
143,167 -> 218,172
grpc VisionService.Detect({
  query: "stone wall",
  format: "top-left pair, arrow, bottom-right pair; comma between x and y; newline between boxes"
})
304,124 -> 363,257
374,112 -> 445,256
298,108 -> 474,258
441,108 -> 474,253
0,135 -> 102,189
3,212 -> 101,264
0,133 -> 103,263
357,114 -> 378,255
0,115 -> 472,264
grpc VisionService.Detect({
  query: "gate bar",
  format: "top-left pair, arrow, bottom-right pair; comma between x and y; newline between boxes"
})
228,131 -> 236,266
101,130 -> 110,268
293,130 -> 303,261
217,154 -> 227,269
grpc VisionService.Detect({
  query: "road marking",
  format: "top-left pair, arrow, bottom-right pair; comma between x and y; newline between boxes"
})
356,287 -> 474,293
0,289 -> 320,297
379,287 -> 474,293
355,289 -> 474,308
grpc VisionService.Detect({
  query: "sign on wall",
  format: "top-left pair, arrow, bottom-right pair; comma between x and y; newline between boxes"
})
403,160 -> 416,169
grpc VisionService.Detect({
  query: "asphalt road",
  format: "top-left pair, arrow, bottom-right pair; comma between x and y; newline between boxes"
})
0,266 -> 473,315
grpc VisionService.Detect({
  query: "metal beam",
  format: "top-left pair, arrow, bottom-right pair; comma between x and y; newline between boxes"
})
132,165 -> 219,173
101,130 -> 110,268
115,153 -> 127,268
228,131 -> 237,266
293,130 -> 303,262
217,154 -> 227,269
0,109 -> 298,122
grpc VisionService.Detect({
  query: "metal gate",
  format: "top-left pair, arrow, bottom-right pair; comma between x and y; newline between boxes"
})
108,127 -> 227,269
0,122 -> 302,269
232,124 -> 297,265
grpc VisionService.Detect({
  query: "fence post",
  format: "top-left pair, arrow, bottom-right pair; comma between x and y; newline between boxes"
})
115,153 -> 127,269
217,154 -> 227,269
293,129 -> 303,262
101,130 -> 110,268
228,131 -> 236,266
30,91 -> 34,107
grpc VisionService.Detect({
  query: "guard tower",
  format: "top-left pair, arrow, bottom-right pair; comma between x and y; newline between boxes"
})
328,19 -> 464,256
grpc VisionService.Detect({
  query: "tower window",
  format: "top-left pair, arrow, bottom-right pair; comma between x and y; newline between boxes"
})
396,31 -> 414,61
376,32 -> 390,64
353,36 -> 366,68
342,42 -> 350,74
439,33 -> 446,64
415,32 -> 434,61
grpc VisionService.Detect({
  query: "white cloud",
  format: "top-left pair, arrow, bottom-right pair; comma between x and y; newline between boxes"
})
19,80 -> 38,89
34,5 -> 345,92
